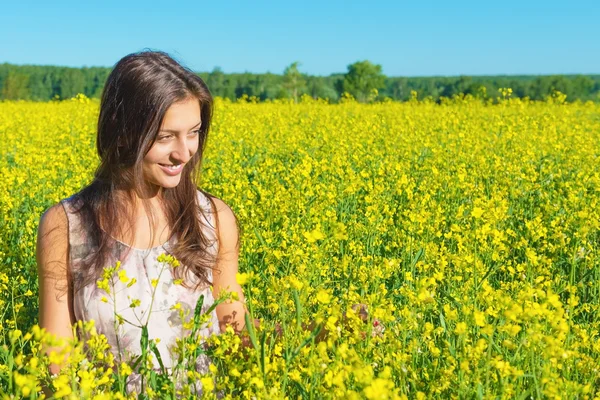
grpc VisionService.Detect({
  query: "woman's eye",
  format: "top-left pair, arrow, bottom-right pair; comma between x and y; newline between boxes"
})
156,131 -> 198,141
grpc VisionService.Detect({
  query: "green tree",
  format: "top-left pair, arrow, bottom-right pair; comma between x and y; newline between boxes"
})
59,68 -> 85,99
282,61 -> 306,103
385,77 -> 408,100
207,66 -> 225,97
342,60 -> 385,103
2,70 -> 30,100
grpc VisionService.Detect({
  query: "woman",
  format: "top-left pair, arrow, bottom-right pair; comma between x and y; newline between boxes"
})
36,50 -> 246,395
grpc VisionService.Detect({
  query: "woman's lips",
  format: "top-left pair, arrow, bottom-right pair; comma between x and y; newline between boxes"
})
158,163 -> 184,176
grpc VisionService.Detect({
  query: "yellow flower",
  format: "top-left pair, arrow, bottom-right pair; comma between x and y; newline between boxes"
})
120,362 -> 132,377
9,329 -> 22,344
316,289 -> 331,305
129,299 -> 141,308
333,222 -> 348,240
96,278 -> 110,293
455,322 -> 467,335
5,91 -> 600,398
200,376 -> 215,392
236,272 -> 250,285
52,374 -> 72,398
473,311 -> 486,327
157,253 -> 180,267
471,207 -> 484,219
303,228 -> 325,243
288,275 -> 304,290
118,269 -> 129,283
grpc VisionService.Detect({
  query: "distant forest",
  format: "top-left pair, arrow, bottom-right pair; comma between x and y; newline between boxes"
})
1,62 -> 599,103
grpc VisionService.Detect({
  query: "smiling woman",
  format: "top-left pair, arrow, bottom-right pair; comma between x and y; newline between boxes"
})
142,97 -> 202,189
35,50 -> 247,397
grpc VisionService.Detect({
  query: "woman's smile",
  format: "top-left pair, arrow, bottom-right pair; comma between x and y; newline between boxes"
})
158,163 -> 184,176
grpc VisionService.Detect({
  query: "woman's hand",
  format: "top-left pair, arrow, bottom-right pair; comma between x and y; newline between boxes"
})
348,303 -> 385,339
275,303 -> 384,343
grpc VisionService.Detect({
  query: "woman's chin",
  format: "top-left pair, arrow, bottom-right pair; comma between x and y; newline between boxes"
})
159,178 -> 182,188
146,176 -> 183,190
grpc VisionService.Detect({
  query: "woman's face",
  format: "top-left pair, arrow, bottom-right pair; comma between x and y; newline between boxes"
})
142,97 -> 201,189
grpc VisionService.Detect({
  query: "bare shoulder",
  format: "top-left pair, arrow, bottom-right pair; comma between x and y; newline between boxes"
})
201,192 -> 240,252
41,201 -> 67,222
211,196 -> 235,218
37,202 -> 69,273
38,203 -> 69,243
198,189 -> 236,223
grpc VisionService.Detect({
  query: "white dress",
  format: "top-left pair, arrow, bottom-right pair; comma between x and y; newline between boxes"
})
60,189 -> 221,396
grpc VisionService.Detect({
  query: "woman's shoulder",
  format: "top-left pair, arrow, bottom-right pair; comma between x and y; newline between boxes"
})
37,202 -> 70,273
39,192 -> 81,230
39,202 -> 69,234
195,188 -> 234,216
193,189 -> 239,247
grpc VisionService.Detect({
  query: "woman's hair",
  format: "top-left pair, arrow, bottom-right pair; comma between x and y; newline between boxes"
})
69,49 -> 229,293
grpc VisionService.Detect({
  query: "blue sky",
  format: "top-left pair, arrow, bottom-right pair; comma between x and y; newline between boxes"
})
1,0 -> 598,77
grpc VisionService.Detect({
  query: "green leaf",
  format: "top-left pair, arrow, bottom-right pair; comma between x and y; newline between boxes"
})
141,325 -> 149,351
411,248 -> 424,268
149,370 -> 157,391
244,312 -> 258,351
131,353 -> 144,372
291,323 -> 323,361
439,312 -> 447,332
149,340 -> 166,374
193,294 -> 205,332
292,289 -> 302,331
260,330 -> 267,375
203,297 -> 222,317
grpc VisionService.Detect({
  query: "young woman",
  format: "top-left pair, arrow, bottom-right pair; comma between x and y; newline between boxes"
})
36,50 -> 246,395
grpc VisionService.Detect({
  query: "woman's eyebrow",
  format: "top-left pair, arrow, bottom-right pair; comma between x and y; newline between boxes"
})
159,120 -> 202,133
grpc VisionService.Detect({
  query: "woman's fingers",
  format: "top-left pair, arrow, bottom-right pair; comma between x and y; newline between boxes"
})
350,303 -> 385,338
351,303 -> 369,322
371,319 -> 385,337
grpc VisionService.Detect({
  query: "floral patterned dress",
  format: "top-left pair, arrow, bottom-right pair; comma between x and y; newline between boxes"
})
60,189 -> 221,396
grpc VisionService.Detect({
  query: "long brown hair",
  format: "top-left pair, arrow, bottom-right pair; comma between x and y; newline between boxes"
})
69,50 -> 227,293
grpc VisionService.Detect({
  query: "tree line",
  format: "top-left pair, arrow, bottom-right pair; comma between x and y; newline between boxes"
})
1,61 -> 599,103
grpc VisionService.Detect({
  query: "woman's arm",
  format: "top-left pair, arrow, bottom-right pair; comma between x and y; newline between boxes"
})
37,204 -> 76,378
209,197 -> 248,334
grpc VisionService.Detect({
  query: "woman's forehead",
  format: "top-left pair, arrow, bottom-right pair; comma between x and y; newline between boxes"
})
160,98 -> 202,131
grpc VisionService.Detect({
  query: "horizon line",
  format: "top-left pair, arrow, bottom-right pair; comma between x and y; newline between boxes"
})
1,61 -> 599,79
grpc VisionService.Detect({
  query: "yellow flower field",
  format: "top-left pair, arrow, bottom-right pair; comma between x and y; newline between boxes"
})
1,93 -> 600,399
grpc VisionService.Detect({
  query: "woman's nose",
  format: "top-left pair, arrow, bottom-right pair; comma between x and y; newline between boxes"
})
171,137 -> 192,163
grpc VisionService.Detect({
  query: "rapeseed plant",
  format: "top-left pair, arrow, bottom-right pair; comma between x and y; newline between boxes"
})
0,93 -> 599,398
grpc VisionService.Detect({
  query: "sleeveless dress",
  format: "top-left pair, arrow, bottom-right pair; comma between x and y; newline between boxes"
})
60,189 -> 221,396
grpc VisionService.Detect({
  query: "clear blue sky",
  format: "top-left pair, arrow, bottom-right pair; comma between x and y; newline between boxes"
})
1,0 -> 598,77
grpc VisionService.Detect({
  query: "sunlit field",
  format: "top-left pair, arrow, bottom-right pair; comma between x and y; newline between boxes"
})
1,93 -> 600,399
